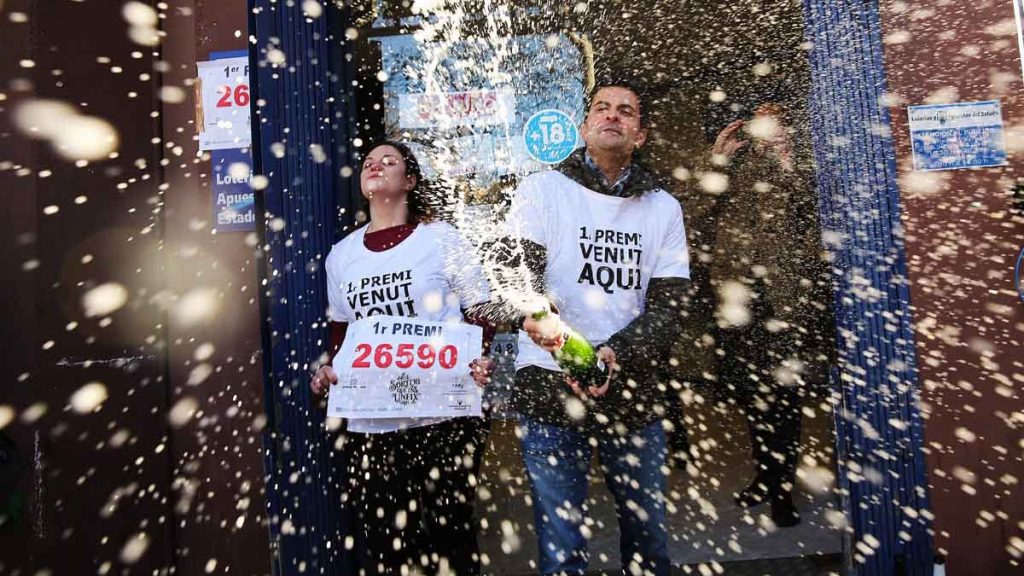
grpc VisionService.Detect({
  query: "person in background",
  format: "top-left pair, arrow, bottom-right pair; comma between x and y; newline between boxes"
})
705,101 -> 833,527
310,140 -> 494,575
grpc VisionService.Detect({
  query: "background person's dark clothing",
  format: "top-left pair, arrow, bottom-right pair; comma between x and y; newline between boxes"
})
716,286 -> 805,490
706,144 -> 834,495
710,151 -> 832,354
342,417 -> 489,575
663,134 -> 831,494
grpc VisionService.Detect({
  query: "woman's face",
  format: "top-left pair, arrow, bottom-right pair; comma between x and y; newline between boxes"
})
360,145 -> 416,202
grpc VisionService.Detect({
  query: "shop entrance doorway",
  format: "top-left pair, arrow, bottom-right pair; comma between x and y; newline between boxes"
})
342,1 -> 842,573
250,0 -> 936,573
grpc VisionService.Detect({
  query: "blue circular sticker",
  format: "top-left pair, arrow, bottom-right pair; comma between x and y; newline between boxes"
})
523,109 -> 579,164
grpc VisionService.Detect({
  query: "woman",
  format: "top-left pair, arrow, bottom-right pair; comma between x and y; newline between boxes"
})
310,140 -> 494,575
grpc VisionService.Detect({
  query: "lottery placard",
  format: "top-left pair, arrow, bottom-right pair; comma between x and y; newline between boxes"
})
327,316 -> 483,419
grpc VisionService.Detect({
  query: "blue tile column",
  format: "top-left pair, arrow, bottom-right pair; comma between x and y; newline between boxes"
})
249,1 -> 357,574
803,1 -> 933,574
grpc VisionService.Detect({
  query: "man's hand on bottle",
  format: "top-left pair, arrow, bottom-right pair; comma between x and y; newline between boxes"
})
310,364 -> 338,397
523,312 -> 567,352
566,345 -> 618,398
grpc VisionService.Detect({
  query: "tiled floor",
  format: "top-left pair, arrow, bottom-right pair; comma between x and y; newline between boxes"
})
475,398 -> 844,575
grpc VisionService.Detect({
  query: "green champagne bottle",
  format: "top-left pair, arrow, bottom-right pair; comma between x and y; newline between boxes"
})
531,310 -> 604,385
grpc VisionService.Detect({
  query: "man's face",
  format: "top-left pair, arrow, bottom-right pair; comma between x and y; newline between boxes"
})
581,86 -> 647,155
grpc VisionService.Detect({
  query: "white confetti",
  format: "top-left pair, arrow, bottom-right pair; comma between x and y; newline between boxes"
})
82,283 -> 129,318
70,382 -> 108,414
119,532 -> 150,564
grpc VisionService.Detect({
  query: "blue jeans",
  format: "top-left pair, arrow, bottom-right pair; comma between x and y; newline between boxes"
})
519,418 -> 671,576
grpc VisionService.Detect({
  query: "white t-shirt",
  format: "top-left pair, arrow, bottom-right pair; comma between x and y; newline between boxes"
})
505,170 -> 690,371
325,221 -> 489,433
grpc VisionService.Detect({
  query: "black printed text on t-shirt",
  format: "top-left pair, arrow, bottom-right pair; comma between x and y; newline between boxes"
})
345,270 -> 416,319
576,227 -> 643,294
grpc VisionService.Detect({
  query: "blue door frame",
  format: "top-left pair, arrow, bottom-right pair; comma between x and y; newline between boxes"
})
802,1 -> 933,573
248,2 -> 358,573
249,1 -> 934,574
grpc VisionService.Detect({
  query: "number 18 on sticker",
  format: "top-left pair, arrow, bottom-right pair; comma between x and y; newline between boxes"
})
523,109 -> 579,165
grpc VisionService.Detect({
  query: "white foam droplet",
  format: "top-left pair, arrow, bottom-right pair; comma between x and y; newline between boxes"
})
122,2 -> 158,26
309,143 -> 327,164
250,175 -> 269,190
745,115 -> 781,141
70,382 -> 108,414
797,466 -> 835,495
302,0 -> 323,18
187,363 -> 214,386
159,86 -> 186,104
267,48 -> 287,66
173,287 -> 220,326
717,280 -> 751,327
128,26 -> 161,47
565,397 -> 586,421
82,283 -> 129,318
423,290 -> 443,313
228,162 -> 250,180
194,343 -> 215,362
699,172 -> 729,195
583,287 -> 607,310
14,99 -> 78,138
119,532 -> 150,564
53,115 -> 120,161
0,405 -> 14,429
168,397 -> 199,427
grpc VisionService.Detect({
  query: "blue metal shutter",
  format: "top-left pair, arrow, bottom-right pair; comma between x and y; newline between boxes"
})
249,1 -> 357,574
803,1 -> 933,574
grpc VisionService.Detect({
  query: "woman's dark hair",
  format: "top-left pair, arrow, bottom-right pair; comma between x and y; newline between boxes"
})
360,139 -> 432,223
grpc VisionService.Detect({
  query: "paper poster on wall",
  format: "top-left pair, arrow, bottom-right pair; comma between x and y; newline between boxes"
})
211,147 -> 255,232
197,53 -> 251,151
907,100 -> 1007,171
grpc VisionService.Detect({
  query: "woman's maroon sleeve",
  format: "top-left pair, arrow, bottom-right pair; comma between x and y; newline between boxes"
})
327,320 -> 348,364
462,308 -> 496,355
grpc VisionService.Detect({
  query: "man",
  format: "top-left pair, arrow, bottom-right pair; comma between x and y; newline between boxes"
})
704,101 -> 833,527
503,83 -> 690,576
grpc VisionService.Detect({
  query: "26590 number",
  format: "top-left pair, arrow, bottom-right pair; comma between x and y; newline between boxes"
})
351,343 -> 458,370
